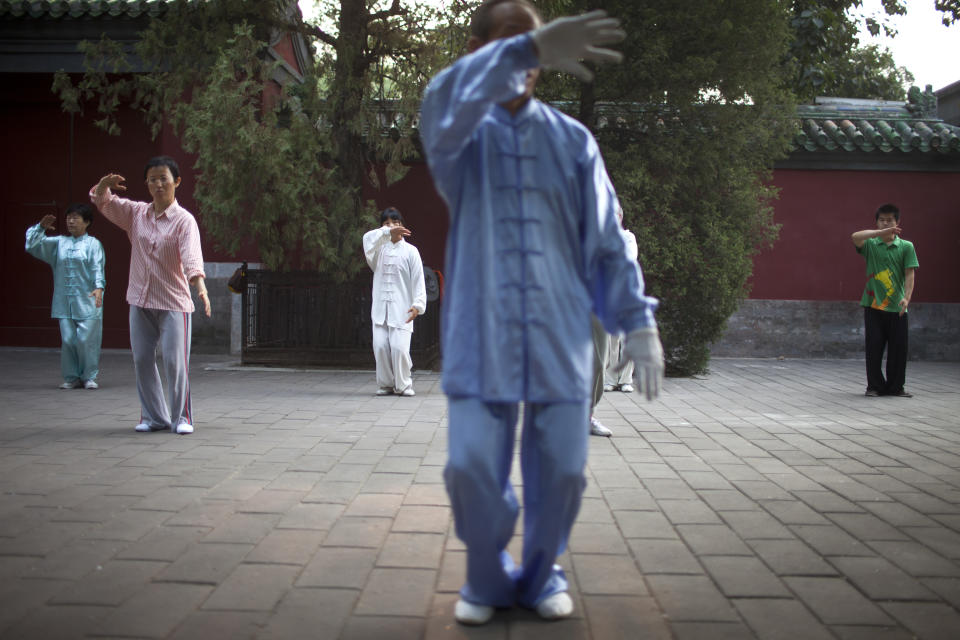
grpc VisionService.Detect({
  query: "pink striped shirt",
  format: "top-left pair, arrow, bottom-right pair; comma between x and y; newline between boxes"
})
90,187 -> 205,313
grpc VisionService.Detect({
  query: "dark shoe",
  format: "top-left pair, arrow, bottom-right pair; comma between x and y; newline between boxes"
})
135,423 -> 171,432
889,389 -> 913,398
864,389 -> 881,397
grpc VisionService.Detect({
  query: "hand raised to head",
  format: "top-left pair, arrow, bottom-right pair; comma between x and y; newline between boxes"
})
96,173 -> 126,195
390,225 -> 412,243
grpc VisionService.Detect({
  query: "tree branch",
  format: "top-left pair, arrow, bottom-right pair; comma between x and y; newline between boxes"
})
302,23 -> 338,48
369,0 -> 404,23
259,10 -> 339,48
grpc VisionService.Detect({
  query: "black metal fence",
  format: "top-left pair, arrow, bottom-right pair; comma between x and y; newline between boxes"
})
241,269 -> 441,369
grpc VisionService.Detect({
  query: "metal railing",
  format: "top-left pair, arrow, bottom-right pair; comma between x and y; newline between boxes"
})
241,269 -> 440,369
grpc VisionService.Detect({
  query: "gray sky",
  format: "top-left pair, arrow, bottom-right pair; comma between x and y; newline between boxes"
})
859,0 -> 959,92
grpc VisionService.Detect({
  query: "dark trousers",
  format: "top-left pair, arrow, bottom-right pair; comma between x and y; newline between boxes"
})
864,307 -> 909,394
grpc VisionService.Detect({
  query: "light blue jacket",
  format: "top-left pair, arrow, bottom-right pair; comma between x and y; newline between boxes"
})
420,33 -> 657,403
25,224 -> 105,319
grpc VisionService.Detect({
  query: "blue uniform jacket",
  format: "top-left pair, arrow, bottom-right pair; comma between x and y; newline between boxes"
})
25,224 -> 105,320
420,33 -> 657,403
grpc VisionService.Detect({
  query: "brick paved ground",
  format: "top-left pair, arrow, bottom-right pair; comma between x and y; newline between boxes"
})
1,348 -> 959,639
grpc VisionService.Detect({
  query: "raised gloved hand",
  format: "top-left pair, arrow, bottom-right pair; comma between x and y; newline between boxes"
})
530,10 -> 626,82
620,327 -> 664,401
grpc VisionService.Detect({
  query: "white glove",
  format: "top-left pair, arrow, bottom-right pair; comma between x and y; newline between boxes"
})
530,10 -> 626,82
620,327 -> 664,401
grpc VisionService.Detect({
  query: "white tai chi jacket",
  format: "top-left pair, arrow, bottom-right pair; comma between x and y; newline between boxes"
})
363,227 -> 427,333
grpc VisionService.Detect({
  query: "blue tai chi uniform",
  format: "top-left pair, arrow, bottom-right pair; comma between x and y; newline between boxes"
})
421,33 -> 658,608
25,224 -> 105,383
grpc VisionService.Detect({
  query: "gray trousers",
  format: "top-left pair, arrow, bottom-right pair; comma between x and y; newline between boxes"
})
130,306 -> 193,429
591,315 -> 609,409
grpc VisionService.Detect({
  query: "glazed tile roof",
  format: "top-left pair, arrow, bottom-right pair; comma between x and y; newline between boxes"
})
0,1 -> 169,19
793,96 -> 960,154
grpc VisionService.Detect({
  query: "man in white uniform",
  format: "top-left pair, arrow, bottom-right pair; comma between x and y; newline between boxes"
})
363,207 -> 427,397
604,207 -> 639,393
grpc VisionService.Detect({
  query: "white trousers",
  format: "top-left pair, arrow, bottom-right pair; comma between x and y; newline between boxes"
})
372,322 -> 413,392
604,334 -> 634,387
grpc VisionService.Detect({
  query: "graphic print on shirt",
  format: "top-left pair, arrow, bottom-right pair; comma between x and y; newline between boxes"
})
867,268 -> 895,310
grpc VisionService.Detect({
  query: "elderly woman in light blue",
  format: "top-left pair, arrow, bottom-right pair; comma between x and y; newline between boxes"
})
25,204 -> 105,389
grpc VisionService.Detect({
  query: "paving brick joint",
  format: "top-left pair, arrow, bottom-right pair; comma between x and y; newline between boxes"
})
1,348 -> 959,639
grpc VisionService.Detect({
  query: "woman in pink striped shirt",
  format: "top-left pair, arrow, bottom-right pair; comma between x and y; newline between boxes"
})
91,156 -> 211,435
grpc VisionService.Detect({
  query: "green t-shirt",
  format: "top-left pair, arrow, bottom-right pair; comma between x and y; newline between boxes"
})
856,236 -> 919,312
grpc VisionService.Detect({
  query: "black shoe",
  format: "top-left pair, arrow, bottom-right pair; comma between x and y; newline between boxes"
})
889,389 -> 913,398
864,389 -> 881,397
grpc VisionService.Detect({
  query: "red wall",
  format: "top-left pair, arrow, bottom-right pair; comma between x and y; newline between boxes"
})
750,169 -> 960,303
1,73 -> 450,349
2,74 -> 165,348
6,69 -> 955,350
369,163 -> 449,272
272,34 -> 300,74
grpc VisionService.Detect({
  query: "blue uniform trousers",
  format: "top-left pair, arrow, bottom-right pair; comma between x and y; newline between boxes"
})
59,317 -> 102,383
444,397 -> 589,608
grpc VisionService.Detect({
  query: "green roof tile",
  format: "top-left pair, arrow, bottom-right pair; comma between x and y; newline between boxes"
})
791,89 -> 960,155
0,0 -> 168,20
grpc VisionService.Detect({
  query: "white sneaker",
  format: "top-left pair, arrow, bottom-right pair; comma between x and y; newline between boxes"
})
83,379 -> 99,390
619,384 -> 634,393
399,388 -> 416,397
375,387 -> 393,396
454,599 -> 494,625
589,416 -> 612,437
176,421 -> 194,435
59,380 -> 80,389
603,384 -> 615,392
536,592 -> 574,620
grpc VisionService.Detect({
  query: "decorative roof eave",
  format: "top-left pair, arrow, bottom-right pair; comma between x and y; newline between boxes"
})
0,0 -> 312,83
793,117 -> 960,154
0,0 -> 170,20
789,90 -> 960,156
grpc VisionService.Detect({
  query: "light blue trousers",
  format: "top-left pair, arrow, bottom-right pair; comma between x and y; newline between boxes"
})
445,397 -> 589,608
59,317 -> 102,383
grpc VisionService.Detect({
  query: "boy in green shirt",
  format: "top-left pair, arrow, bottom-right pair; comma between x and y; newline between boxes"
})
851,203 -> 919,397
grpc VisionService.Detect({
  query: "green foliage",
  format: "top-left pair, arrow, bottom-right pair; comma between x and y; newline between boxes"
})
175,24 -> 364,272
52,0 -> 444,273
827,44 -> 914,100
936,0 -> 960,25
787,0 -> 913,101
531,0 -> 795,375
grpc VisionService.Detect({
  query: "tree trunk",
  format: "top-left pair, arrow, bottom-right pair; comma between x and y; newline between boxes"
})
331,0 -> 373,249
578,79 -> 596,129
